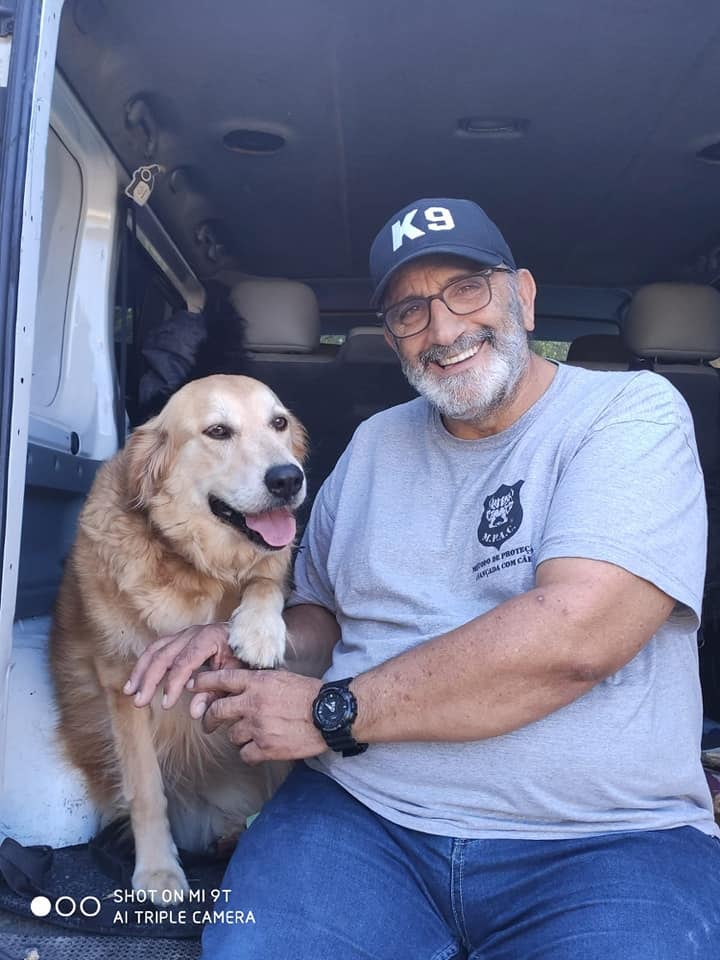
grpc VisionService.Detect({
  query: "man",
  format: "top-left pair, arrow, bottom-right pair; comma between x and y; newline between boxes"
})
125,199 -> 720,958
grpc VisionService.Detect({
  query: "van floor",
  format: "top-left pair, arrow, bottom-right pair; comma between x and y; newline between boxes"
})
0,923 -> 200,960
0,846 -> 213,955
0,905 -> 71,937
0,825 -> 228,955
0,910 -> 202,957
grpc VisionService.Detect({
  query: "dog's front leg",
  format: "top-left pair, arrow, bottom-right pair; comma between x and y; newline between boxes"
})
105,685 -> 189,898
227,577 -> 286,668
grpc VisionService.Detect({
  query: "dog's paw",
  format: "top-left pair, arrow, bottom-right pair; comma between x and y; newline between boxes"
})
132,862 -> 189,901
228,609 -> 286,668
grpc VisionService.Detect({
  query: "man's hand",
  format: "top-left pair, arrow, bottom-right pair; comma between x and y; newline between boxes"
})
190,669 -> 326,765
123,622 -> 241,709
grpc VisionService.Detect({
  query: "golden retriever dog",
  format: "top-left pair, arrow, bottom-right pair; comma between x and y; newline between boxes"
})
50,374 -> 307,897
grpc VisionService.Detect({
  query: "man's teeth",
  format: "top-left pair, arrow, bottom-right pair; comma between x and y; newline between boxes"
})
438,344 -> 481,368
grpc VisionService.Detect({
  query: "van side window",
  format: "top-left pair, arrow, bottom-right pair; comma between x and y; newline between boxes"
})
114,238 -> 185,427
530,339 -> 570,361
32,129 -> 82,409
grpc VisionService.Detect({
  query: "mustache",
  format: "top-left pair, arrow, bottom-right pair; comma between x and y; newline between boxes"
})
418,329 -> 496,368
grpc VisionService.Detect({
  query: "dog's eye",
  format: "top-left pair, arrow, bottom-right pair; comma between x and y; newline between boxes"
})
204,424 -> 232,440
271,416 -> 288,431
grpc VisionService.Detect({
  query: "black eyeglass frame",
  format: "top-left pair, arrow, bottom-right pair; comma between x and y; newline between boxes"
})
377,266 -> 516,340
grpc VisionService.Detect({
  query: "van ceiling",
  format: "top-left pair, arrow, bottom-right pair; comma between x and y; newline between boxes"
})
58,0 -> 720,289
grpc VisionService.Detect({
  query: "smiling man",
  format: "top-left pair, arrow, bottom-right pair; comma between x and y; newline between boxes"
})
127,198 -> 720,958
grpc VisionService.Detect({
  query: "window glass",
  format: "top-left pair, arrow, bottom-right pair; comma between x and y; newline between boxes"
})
531,340 -> 570,361
31,129 -> 83,407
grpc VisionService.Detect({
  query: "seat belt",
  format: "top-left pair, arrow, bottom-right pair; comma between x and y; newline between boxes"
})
116,202 -> 137,447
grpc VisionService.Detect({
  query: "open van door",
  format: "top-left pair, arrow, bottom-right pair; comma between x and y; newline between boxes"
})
0,0 -> 62,819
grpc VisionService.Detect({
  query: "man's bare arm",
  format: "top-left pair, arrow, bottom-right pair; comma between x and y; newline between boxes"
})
284,602 -> 339,677
126,556 -> 676,766
351,557 -> 675,743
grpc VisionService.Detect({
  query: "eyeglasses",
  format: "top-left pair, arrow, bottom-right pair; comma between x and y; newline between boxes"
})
378,268 -> 515,340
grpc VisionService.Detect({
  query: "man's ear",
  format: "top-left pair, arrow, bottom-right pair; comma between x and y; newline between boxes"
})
515,268 -> 537,334
124,419 -> 175,509
288,411 -> 309,465
383,328 -> 400,356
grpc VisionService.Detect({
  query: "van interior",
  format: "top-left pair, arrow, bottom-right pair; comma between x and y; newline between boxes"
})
2,0 -> 720,953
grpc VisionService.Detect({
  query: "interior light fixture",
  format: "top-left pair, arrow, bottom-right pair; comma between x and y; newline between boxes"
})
456,117 -> 528,138
223,129 -> 286,154
696,142 -> 720,165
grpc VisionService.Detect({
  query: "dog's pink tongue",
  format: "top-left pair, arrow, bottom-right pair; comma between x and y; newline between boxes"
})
245,507 -> 296,547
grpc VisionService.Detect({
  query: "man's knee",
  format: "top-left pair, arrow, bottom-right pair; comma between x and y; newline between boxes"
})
198,764 -> 458,960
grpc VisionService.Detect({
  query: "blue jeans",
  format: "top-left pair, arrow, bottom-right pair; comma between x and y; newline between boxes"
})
200,763 -> 720,959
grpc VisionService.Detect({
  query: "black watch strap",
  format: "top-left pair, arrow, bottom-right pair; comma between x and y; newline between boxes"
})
324,728 -> 368,757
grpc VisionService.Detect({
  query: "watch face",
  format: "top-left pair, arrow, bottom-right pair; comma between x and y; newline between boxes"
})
314,688 -> 350,732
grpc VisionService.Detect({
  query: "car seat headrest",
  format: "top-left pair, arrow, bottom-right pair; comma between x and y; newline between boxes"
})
623,283 -> 720,362
565,334 -> 631,364
338,326 -> 399,365
230,278 -> 320,353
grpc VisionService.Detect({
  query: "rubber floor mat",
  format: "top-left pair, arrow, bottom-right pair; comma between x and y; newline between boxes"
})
0,833 -> 230,940
0,932 -> 201,959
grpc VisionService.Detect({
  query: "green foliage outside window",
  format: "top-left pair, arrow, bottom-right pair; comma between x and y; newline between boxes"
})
531,340 -> 569,361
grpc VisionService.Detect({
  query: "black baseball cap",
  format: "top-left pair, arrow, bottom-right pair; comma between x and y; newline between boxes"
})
369,198 -> 516,308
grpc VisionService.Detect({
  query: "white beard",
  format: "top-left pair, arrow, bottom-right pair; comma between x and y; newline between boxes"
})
399,286 -> 531,423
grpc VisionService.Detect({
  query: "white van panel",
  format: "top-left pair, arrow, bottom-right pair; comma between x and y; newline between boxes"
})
0,0 -> 64,801
33,73 -> 123,462
0,617 -> 99,846
30,73 -> 207,457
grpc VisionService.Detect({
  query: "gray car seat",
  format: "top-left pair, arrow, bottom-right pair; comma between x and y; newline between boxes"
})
622,282 -> 720,720
565,333 -> 632,370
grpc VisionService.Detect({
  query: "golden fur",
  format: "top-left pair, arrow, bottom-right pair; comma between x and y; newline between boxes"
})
50,375 -> 307,896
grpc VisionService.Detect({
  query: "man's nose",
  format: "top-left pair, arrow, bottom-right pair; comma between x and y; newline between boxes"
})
427,297 -> 467,344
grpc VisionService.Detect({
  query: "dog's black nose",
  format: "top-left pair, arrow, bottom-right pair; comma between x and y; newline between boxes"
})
265,464 -> 304,501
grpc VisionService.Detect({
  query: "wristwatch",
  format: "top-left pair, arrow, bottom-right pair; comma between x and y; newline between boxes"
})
312,677 -> 368,757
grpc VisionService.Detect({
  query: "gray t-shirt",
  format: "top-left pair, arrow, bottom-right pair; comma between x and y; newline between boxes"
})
289,362 -> 719,839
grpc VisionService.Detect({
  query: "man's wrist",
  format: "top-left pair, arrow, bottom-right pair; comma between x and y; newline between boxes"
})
312,676 -> 370,756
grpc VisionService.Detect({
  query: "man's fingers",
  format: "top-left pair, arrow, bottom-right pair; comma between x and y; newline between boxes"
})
201,692 -> 247,734
190,691 -> 217,719
208,652 -> 246,674
192,668 -> 251,696
124,624 -> 230,709
238,740 -> 265,766
226,718 -> 253,746
160,629 -> 230,708
123,634 -> 177,695
128,634 -> 193,707
210,646 -> 245,671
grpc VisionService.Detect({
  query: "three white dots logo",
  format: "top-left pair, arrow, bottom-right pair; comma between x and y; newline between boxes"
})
30,894 -> 101,918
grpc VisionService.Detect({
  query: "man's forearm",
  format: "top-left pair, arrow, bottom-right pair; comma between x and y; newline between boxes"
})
350,565 -> 673,744
283,602 -> 339,677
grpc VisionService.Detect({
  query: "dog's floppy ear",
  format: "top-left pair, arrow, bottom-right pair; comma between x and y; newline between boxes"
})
288,411 -> 308,465
124,419 -> 176,509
